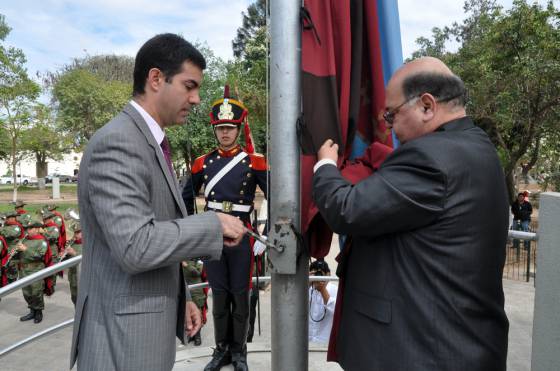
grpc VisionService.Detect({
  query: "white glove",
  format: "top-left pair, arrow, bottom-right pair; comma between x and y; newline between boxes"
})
253,236 -> 267,256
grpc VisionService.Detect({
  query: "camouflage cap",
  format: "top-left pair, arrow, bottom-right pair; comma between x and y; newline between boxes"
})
27,220 -> 44,228
18,213 -> 32,227
46,204 -> 58,211
4,211 -> 19,218
14,200 -> 26,208
42,211 -> 56,220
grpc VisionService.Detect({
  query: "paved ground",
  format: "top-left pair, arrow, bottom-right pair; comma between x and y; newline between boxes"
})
0,270 -> 535,371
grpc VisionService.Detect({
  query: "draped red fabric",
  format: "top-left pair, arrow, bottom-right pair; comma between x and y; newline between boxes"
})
0,236 -> 8,287
301,0 -> 392,259
301,0 -> 395,362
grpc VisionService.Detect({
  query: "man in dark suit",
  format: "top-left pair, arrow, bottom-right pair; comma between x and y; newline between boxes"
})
313,57 -> 509,371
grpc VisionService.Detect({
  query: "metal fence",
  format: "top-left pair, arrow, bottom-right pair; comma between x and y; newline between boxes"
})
504,227 -> 539,283
0,255 -> 337,359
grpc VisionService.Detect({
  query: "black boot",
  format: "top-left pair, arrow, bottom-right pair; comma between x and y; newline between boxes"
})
193,330 -> 202,346
20,309 -> 35,322
34,310 -> 43,323
247,286 -> 258,343
204,291 -> 232,371
231,291 -> 251,371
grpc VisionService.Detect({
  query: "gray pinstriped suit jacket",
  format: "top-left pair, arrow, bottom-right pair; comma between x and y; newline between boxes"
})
70,103 -> 223,370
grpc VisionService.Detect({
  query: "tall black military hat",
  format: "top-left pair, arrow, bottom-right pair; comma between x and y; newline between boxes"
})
209,85 -> 248,128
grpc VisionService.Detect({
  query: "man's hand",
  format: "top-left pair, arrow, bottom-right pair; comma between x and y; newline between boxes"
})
66,247 -> 77,257
16,242 -> 27,252
185,300 -> 202,338
215,212 -> 245,247
318,139 -> 339,162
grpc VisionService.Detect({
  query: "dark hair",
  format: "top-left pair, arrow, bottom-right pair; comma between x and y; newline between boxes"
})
518,192 -> 525,197
133,33 -> 206,96
402,72 -> 467,108
310,259 -> 330,274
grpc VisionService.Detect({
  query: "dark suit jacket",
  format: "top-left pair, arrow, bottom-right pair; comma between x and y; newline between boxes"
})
313,117 -> 509,371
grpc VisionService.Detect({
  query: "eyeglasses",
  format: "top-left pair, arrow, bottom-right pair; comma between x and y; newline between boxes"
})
383,96 -> 419,125
383,91 -> 465,125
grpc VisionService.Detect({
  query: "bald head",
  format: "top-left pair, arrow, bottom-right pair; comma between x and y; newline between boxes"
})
394,57 -> 454,82
384,57 -> 467,143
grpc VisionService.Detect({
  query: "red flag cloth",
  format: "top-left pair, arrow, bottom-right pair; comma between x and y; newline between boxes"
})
0,236 -> 9,287
301,0 -> 393,259
26,234 -> 54,296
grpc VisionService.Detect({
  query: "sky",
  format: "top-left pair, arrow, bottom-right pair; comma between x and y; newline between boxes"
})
1,0 -> 559,80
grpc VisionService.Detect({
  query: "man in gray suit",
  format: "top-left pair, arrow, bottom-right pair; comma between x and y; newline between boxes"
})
70,33 -> 246,371
313,57 -> 509,370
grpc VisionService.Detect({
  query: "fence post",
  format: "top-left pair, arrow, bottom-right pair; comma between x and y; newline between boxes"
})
532,192 -> 560,371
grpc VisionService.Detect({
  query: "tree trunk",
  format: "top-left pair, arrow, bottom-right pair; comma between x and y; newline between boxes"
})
36,156 -> 48,190
11,137 -> 17,202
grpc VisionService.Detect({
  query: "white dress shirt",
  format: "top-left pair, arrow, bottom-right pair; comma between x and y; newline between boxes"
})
129,100 -> 165,157
308,282 -> 338,344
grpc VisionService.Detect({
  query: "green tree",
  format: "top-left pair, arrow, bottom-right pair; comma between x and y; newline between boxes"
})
411,0 -> 560,200
20,104 -> 72,182
52,69 -> 131,148
232,0 -> 267,59
0,14 -> 41,200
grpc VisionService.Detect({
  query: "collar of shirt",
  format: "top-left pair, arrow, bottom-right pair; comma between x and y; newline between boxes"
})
130,100 -> 165,151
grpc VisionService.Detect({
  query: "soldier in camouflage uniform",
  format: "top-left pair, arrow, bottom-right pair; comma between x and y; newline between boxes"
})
14,199 -> 28,215
0,211 -> 25,283
42,211 -> 62,292
64,222 -> 82,305
18,220 -> 54,323
44,204 -> 67,249
182,259 -> 207,346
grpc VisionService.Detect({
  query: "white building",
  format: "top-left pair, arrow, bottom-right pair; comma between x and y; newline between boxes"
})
0,152 -> 82,178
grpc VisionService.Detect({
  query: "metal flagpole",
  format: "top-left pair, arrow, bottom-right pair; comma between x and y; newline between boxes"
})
269,0 -> 307,370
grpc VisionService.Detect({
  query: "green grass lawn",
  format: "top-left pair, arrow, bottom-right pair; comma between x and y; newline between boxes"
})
0,202 -> 79,215
0,184 -> 77,193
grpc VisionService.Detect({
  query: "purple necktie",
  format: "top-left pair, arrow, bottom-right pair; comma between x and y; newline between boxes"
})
160,136 -> 174,175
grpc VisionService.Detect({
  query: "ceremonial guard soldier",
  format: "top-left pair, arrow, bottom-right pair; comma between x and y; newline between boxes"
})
183,85 -> 267,371
0,211 -> 25,283
17,220 -> 54,323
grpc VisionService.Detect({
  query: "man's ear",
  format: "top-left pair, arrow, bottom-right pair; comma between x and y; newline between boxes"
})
147,68 -> 164,92
420,93 -> 436,121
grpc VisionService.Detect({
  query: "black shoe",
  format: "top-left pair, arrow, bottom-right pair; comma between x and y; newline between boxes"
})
203,347 -> 231,371
20,309 -> 35,322
193,330 -> 202,346
232,352 -> 249,371
34,310 -> 43,323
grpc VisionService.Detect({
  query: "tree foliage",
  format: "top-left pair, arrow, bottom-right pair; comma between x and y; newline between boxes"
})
232,0 -> 267,59
0,14 -> 41,199
412,0 -> 560,199
52,68 -> 131,148
20,104 -> 72,177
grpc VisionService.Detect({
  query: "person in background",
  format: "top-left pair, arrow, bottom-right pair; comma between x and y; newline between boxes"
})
182,259 -> 208,346
64,222 -> 83,306
17,220 -> 54,324
308,259 -> 337,345
511,191 -> 533,250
